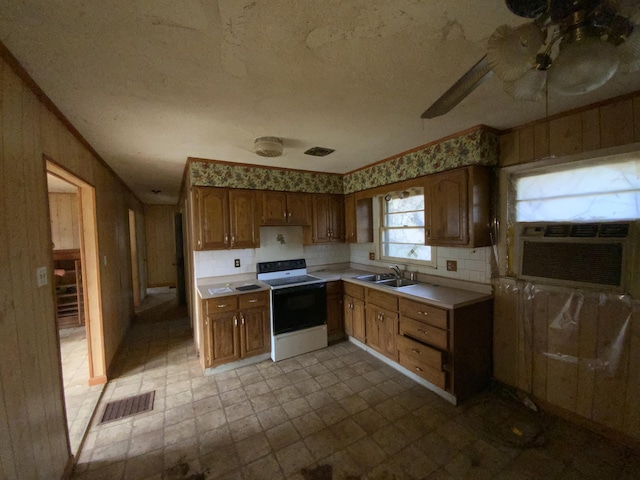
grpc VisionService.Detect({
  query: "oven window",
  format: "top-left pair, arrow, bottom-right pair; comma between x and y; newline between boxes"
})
272,284 -> 327,335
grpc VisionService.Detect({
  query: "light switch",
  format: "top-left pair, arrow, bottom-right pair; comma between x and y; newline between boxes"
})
37,266 -> 48,287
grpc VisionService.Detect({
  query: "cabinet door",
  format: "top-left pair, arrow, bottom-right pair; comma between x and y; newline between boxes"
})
194,187 -> 229,250
326,293 -> 343,336
343,294 -> 354,336
344,194 -> 356,243
209,312 -> 241,366
329,195 -> 344,241
241,307 -> 270,358
425,168 -> 469,245
352,297 -> 366,343
261,192 -> 288,225
229,189 -> 259,248
286,193 -> 311,225
378,307 -> 398,361
365,304 -> 382,352
312,195 -> 331,242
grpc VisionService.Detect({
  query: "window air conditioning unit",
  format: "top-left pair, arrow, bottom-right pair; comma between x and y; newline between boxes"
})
516,221 -> 636,291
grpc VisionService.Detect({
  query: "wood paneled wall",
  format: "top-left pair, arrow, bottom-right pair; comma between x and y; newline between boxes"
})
144,204 -> 178,287
49,192 -> 80,250
499,93 -> 640,167
0,52 -> 143,479
495,91 -> 640,443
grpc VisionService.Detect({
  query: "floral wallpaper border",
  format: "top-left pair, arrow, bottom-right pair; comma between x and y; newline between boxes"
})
189,127 -> 499,194
343,127 -> 499,194
190,161 -> 344,194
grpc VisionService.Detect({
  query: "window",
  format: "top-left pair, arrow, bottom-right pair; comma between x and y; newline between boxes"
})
380,188 -> 434,266
515,157 -> 640,222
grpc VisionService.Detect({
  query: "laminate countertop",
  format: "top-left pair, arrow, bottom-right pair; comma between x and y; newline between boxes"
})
197,267 -> 492,309
311,268 -> 492,309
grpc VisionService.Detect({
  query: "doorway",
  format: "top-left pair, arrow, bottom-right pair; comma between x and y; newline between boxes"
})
46,160 -> 105,455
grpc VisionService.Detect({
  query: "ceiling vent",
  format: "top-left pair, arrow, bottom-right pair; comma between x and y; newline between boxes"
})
254,137 -> 283,157
304,146 -> 335,157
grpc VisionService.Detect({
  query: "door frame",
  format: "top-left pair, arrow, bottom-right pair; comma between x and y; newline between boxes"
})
46,159 -> 106,384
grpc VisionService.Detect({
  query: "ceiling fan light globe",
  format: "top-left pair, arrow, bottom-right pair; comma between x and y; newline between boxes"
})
618,28 -> 640,72
504,69 -> 547,101
548,36 -> 620,95
487,23 -> 546,81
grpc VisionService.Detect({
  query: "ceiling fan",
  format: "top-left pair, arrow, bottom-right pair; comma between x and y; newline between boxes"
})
421,0 -> 640,118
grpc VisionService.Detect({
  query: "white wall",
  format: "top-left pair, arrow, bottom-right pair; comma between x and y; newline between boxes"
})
350,242 -> 494,285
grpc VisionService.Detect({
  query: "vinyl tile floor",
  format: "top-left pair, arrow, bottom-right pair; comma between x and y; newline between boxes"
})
72,313 -> 640,480
59,325 -> 105,454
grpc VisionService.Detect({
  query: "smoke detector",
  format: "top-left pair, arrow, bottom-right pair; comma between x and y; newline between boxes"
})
254,137 -> 283,157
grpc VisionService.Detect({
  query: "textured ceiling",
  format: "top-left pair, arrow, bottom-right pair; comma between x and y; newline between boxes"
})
2,1 -> 639,204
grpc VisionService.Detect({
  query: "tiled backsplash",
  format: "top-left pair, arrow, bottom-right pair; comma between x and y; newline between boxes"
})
194,226 -> 350,278
350,243 -> 494,285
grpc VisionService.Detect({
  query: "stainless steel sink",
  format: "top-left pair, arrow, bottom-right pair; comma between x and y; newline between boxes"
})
354,273 -> 397,282
376,278 -> 418,288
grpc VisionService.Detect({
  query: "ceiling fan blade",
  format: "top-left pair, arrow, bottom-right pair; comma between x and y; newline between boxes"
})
420,55 -> 493,119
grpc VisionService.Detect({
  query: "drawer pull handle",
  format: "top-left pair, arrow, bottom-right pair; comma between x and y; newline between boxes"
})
411,348 -> 421,354
217,304 -> 228,308
417,329 -> 429,335
417,311 -> 429,316
414,366 -> 423,372
249,299 -> 258,303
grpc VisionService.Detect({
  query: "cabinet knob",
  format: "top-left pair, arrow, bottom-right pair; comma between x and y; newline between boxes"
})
417,328 -> 429,335
411,348 -> 421,354
287,212 -> 292,218
249,299 -> 258,303
417,311 -> 429,316
241,314 -> 245,325
231,234 -> 235,244
283,211 -> 287,218
234,316 -> 238,326
217,304 -> 227,308
414,366 -> 423,372
224,234 -> 228,243
197,240 -> 201,247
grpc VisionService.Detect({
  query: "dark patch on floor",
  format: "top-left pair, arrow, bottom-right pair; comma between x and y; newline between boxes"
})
164,456 -> 206,480
302,464 -> 333,480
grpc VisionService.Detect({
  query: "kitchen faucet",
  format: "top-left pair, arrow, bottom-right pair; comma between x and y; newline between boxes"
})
389,264 -> 402,279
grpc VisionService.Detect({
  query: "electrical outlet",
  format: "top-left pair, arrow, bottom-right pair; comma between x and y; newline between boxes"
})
37,266 -> 48,287
234,259 -> 241,268
369,252 -> 375,260
446,260 -> 457,272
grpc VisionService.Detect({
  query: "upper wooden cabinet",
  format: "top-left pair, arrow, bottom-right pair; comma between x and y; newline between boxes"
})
261,191 -> 311,226
424,165 -> 491,247
307,194 -> 344,243
193,187 -> 260,250
344,194 -> 373,243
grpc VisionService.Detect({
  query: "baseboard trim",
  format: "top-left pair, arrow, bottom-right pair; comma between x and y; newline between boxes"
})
88,374 -> 107,386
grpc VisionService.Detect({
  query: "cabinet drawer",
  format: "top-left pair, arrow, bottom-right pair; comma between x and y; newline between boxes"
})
326,281 -> 343,296
206,296 -> 238,314
344,282 -> 365,300
398,352 -> 447,390
399,298 -> 448,330
396,335 -> 444,371
399,317 -> 448,351
367,288 -> 398,312
239,291 -> 269,310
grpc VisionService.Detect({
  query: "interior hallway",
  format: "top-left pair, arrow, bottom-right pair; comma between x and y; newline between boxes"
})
71,306 -> 640,480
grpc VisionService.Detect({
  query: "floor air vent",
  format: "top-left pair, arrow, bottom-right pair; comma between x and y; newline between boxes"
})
99,391 -> 155,424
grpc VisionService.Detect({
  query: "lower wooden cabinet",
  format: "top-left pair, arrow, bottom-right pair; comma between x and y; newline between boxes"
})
326,281 -> 344,339
202,291 -> 270,368
342,279 -> 493,403
365,289 -> 398,361
343,282 -> 366,343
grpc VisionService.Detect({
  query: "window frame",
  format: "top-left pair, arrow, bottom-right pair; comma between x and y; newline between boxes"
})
378,191 -> 436,268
